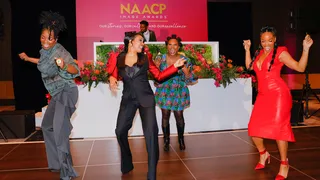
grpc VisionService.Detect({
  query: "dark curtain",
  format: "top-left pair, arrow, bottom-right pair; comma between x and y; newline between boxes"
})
207,2 -> 256,103
207,2 -> 253,67
10,0 -> 76,112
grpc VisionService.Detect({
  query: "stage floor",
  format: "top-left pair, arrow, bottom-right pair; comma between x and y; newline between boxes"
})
0,126 -> 319,180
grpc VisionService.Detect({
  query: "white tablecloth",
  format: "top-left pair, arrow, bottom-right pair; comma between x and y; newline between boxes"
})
37,78 -> 252,138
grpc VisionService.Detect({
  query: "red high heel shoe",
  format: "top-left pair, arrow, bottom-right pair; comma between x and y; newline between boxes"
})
255,149 -> 270,170
275,159 -> 289,180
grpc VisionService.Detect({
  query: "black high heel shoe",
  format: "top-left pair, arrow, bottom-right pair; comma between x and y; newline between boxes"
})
177,124 -> 186,150
178,136 -> 185,150
162,125 -> 170,151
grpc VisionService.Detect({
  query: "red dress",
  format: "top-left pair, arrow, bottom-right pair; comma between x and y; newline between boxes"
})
248,46 -> 295,142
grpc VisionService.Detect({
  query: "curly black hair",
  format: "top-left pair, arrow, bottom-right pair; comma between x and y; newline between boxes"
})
39,11 -> 67,40
165,34 -> 183,50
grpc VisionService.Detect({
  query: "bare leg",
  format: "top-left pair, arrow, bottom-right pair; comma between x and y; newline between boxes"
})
276,140 -> 289,178
252,137 -> 269,165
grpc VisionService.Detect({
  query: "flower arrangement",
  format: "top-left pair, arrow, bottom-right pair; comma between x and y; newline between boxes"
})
77,60 -> 109,91
191,54 -> 256,88
96,44 -> 124,63
94,43 -> 256,88
144,44 -> 256,88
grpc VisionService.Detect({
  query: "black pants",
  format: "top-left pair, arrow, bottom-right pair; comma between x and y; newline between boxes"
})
115,99 -> 159,180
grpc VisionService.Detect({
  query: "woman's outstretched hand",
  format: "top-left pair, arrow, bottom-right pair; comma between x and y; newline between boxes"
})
174,58 -> 186,68
243,40 -> 251,51
19,52 -> 29,61
303,34 -> 313,51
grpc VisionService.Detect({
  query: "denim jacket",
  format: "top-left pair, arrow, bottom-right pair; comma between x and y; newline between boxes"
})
37,43 -> 80,96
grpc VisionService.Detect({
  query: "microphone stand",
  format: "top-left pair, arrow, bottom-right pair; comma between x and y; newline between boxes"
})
298,67 -> 320,119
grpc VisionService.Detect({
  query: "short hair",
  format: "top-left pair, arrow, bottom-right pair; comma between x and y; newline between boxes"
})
165,34 -> 183,48
139,20 -> 149,26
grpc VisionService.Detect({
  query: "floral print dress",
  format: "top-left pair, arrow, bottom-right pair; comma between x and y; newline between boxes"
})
154,54 -> 197,111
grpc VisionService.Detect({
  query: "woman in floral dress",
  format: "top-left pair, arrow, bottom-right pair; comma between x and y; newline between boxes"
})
154,34 -> 197,151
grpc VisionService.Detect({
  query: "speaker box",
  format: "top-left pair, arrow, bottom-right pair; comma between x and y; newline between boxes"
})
0,110 -> 36,139
291,101 -> 304,125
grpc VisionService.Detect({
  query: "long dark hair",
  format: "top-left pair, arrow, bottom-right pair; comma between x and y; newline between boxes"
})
117,32 -> 147,68
39,11 -> 67,40
248,26 -> 278,72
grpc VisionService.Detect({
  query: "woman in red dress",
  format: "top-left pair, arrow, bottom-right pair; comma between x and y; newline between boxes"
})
243,26 -> 313,179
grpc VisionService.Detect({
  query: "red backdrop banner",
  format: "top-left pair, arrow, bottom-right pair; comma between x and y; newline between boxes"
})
76,0 -> 208,61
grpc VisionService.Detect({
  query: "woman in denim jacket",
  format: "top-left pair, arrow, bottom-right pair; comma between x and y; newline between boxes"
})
19,11 -> 79,180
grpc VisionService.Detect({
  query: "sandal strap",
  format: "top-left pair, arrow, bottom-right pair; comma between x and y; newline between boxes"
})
280,159 -> 289,165
259,149 -> 267,155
